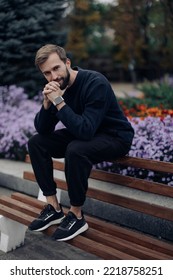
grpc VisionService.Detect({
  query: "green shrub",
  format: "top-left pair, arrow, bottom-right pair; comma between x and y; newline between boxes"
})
118,79 -> 173,109
139,82 -> 173,108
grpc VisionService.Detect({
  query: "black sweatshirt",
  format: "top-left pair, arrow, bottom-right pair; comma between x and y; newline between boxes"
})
34,67 -> 134,144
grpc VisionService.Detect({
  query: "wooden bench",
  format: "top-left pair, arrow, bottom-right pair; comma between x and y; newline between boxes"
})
0,155 -> 173,259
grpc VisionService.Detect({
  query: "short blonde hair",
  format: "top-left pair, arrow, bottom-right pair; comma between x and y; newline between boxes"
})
35,44 -> 67,67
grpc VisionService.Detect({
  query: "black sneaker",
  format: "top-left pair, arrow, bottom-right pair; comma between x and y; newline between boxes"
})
52,211 -> 89,241
28,204 -> 65,231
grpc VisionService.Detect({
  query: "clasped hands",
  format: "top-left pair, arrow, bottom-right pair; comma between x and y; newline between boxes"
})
42,81 -> 62,109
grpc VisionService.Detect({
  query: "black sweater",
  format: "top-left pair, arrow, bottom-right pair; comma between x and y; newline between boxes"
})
34,67 -> 134,144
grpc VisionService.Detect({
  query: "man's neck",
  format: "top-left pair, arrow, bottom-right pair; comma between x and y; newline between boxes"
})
68,69 -> 78,88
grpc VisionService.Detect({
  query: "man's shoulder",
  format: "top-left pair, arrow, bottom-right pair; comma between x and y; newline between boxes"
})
76,67 -> 108,83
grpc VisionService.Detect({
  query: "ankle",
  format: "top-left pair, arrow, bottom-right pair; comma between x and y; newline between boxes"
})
46,195 -> 60,211
70,206 -> 82,219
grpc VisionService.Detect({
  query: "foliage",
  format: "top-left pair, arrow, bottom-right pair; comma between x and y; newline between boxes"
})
65,0 -> 112,64
138,81 -> 173,108
108,0 -> 173,79
0,0 -> 68,96
118,77 -> 173,112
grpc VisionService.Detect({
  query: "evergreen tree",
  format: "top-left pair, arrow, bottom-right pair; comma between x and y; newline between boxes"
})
0,0 -> 69,96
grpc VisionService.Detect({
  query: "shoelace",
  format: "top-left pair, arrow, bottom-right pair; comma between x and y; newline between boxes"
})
60,213 -> 75,228
39,205 -> 52,218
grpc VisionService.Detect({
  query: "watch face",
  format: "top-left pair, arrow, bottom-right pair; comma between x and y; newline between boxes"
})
54,96 -> 64,105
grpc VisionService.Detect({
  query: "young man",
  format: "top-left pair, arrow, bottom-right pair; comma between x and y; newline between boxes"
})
28,44 -> 134,241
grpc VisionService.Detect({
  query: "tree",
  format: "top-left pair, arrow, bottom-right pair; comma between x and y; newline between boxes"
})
65,0 -> 102,64
109,0 -> 173,81
0,0 -> 69,96
110,0 -> 150,67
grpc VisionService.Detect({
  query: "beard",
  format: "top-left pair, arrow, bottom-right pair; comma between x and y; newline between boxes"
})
58,67 -> 70,90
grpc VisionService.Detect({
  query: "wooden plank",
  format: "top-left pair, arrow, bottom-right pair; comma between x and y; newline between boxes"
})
82,228 -> 173,260
11,192 -> 45,209
23,171 -> 173,222
114,156 -> 173,174
10,193 -> 173,257
0,195 -> 40,218
24,169 -> 173,199
25,154 -> 173,174
67,235 -> 138,260
87,215 -> 173,257
90,169 -> 173,198
0,204 -> 33,225
25,156 -> 173,198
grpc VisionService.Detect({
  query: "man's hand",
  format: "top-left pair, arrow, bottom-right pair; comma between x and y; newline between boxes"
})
42,81 -> 61,109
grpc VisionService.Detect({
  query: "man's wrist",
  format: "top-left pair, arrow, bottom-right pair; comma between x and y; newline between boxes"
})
43,100 -> 51,110
53,96 -> 64,106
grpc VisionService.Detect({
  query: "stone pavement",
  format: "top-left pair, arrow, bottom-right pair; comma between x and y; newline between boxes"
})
111,82 -> 144,99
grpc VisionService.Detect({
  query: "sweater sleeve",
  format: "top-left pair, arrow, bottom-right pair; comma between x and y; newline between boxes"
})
57,82 -> 110,140
34,105 -> 58,134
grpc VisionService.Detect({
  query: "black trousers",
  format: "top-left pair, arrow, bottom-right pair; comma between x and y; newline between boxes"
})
28,128 -> 131,207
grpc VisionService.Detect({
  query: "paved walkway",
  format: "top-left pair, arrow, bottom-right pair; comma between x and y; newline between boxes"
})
111,82 -> 143,98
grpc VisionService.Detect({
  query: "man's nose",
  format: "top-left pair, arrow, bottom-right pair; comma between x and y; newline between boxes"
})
51,71 -> 58,81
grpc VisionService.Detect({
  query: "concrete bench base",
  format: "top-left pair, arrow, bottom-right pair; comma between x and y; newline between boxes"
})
0,215 -> 27,252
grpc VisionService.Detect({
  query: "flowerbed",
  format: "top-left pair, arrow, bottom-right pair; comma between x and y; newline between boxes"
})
96,115 -> 173,186
126,116 -> 173,185
119,102 -> 173,119
0,85 -> 40,160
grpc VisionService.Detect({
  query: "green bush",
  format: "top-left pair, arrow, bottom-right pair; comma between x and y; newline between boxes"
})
118,79 -> 173,109
139,82 -> 173,108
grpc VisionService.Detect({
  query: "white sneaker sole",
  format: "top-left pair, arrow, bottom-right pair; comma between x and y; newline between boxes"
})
56,223 -> 89,241
31,215 -> 65,232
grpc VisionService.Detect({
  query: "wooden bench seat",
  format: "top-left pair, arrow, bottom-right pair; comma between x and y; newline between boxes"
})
0,154 -> 173,259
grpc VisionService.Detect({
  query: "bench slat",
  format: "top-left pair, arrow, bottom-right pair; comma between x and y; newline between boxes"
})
23,171 -> 173,222
0,204 -> 33,225
90,169 -> 173,198
0,195 -> 40,218
83,228 -> 173,260
25,156 -> 173,198
86,215 -> 173,257
25,154 -> 173,174
68,235 -> 138,260
114,156 -> 173,174
9,192 -> 173,258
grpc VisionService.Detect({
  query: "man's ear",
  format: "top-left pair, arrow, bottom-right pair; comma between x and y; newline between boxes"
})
66,58 -> 71,68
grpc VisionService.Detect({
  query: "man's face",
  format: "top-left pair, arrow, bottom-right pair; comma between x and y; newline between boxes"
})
40,52 -> 70,90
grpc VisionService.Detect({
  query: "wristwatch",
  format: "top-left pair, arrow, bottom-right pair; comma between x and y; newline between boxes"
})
53,96 -> 64,106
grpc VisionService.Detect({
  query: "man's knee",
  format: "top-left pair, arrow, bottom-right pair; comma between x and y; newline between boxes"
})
28,134 -> 40,148
65,141 -> 81,159
65,140 -> 90,161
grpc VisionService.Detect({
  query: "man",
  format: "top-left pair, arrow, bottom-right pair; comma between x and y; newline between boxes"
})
28,44 -> 134,241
